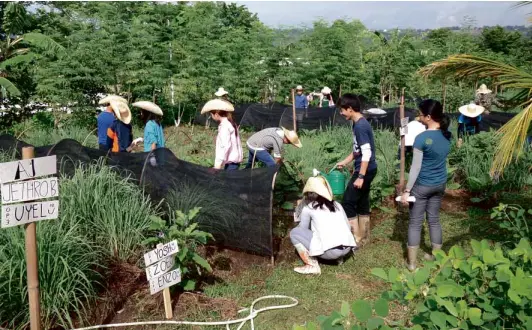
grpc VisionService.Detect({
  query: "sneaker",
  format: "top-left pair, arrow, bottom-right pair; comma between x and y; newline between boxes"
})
294,264 -> 321,275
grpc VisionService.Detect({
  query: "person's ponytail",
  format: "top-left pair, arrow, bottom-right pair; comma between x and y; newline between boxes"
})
227,112 -> 239,138
440,114 -> 452,140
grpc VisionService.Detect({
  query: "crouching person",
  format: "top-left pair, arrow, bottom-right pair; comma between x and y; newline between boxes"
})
290,175 -> 356,275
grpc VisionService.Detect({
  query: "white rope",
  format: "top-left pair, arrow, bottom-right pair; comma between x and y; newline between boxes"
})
70,295 -> 298,330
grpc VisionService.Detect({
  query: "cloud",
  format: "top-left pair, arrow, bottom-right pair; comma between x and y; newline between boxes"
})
237,1 -> 531,30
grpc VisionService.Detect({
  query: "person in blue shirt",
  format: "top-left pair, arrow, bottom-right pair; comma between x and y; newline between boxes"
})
97,95 -> 127,151
401,99 -> 451,271
457,103 -> 485,148
335,93 -> 378,248
105,100 -> 133,153
294,85 -> 309,109
132,101 -> 165,152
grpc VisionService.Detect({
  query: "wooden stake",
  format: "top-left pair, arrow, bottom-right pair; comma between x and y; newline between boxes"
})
163,288 -> 173,319
291,88 -> 297,131
23,147 -> 41,330
399,89 -> 406,191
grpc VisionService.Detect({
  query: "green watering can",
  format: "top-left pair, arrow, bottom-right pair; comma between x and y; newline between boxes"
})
313,166 -> 350,196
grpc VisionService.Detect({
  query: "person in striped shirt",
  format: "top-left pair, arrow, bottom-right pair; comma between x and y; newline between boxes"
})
245,127 -> 302,168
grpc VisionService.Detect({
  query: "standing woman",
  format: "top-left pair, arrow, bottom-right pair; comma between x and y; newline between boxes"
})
105,100 -> 134,153
319,87 -> 335,108
132,101 -> 165,152
201,99 -> 243,170
401,99 -> 451,271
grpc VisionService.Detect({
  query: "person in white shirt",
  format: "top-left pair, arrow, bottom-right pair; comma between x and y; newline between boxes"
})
397,117 -> 426,167
290,174 -> 357,275
201,99 -> 243,170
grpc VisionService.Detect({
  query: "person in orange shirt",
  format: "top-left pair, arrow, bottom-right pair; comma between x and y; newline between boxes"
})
105,100 -> 134,153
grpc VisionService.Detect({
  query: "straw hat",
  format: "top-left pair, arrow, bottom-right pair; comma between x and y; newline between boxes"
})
214,87 -> 229,97
476,84 -> 492,94
321,87 -> 332,95
110,100 -> 132,124
201,99 -> 234,114
281,127 -> 302,148
303,175 -> 334,201
98,95 -> 127,105
132,101 -> 163,116
459,103 -> 485,118
296,85 -> 303,90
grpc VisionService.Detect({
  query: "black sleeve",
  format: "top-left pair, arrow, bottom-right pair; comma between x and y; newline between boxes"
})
474,121 -> 480,134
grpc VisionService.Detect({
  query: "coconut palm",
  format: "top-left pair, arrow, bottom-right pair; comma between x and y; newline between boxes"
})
418,3 -> 532,176
0,2 -> 65,97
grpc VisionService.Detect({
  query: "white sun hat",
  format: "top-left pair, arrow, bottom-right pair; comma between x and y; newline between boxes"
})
98,95 -> 128,105
321,86 -> 332,94
303,175 -> 334,201
476,84 -> 492,94
281,127 -> 302,148
110,100 -> 132,125
201,99 -> 235,114
296,85 -> 303,90
132,101 -> 163,116
214,87 -> 229,97
459,103 -> 485,118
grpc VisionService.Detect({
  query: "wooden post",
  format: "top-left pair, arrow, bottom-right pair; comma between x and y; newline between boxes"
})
442,80 -> 447,113
399,89 -> 406,191
163,288 -> 173,319
291,88 -> 296,131
23,147 -> 41,330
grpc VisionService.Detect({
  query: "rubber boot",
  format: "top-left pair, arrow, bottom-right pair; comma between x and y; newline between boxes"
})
424,243 -> 442,261
348,217 -> 363,246
358,215 -> 371,247
293,243 -> 321,275
406,246 -> 419,271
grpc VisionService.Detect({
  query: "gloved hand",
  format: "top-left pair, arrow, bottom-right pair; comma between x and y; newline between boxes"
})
132,137 -> 144,146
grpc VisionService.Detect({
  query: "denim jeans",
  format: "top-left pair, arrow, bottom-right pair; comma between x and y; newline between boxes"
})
408,183 -> 446,247
245,149 -> 276,168
341,169 -> 377,218
224,163 -> 240,171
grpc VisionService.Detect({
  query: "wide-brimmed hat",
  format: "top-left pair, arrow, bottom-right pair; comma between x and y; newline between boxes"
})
132,101 -> 163,116
281,127 -> 302,148
296,85 -> 303,91
459,103 -> 485,118
110,100 -> 132,124
303,175 -> 334,201
476,84 -> 492,94
201,99 -> 234,114
98,95 -> 127,105
214,87 -> 229,97
321,87 -> 332,95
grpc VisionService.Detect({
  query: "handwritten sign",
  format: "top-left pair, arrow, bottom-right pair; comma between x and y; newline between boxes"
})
0,156 -> 56,183
1,200 -> 59,228
145,256 -> 176,281
400,126 -> 408,136
149,268 -> 181,295
144,240 -> 179,266
1,177 -> 59,204
401,117 -> 409,127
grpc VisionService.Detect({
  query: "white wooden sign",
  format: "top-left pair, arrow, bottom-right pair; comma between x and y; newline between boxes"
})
1,200 -> 59,228
401,117 -> 409,127
149,268 -> 182,295
0,155 -> 57,184
1,177 -> 59,204
144,240 -> 179,266
145,256 -> 176,281
400,126 -> 408,136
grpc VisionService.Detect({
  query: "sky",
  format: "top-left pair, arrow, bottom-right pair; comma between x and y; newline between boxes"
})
236,1 -> 532,30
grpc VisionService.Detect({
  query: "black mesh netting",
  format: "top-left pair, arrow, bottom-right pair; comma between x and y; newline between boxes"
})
194,102 -> 516,132
0,134 -> 278,256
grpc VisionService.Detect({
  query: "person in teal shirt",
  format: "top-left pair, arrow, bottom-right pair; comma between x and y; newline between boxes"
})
132,101 -> 165,152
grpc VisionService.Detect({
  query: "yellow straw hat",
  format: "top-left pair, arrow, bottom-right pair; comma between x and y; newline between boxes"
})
303,176 -> 334,201
110,100 -> 132,124
201,99 -> 234,114
281,127 -> 302,148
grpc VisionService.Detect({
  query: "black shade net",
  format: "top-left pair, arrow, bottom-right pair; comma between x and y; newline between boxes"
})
194,102 -> 516,132
0,134 -> 278,256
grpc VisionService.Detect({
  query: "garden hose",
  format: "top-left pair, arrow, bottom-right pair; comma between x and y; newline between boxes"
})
69,295 -> 299,330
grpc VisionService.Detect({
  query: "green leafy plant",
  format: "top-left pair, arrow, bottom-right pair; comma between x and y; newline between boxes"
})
491,203 -> 532,242
142,207 -> 214,291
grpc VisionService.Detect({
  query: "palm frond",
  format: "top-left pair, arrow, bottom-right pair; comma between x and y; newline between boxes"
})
21,33 -> 66,57
0,53 -> 36,70
0,77 -> 21,97
490,100 -> 532,175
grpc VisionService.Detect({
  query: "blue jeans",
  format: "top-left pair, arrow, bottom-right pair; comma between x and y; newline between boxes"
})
224,163 -> 240,171
245,149 -> 276,168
